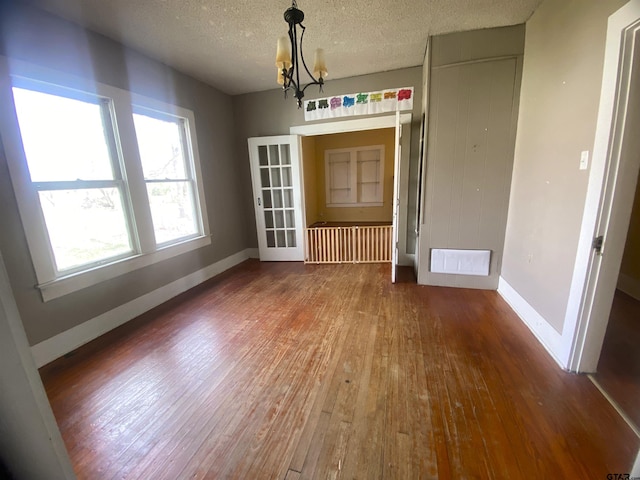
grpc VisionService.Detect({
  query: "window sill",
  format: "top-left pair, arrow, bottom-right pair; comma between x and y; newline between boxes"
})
37,234 -> 212,302
326,202 -> 384,208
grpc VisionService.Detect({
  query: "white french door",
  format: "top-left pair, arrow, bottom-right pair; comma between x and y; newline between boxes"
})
391,111 -> 402,283
247,135 -> 305,261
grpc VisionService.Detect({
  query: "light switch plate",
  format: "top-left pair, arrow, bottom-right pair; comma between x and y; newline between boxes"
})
580,150 -> 589,170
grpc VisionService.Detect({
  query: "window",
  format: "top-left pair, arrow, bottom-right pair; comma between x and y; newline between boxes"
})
12,86 -> 134,273
132,109 -> 200,245
1,67 -> 210,301
325,145 -> 384,207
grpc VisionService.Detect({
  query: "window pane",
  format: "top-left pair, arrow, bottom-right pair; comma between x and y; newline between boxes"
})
260,168 -> 271,188
358,159 -> 380,183
271,168 -> 282,187
280,145 -> 291,165
133,112 -> 187,180
262,189 -> 272,208
358,183 -> 380,203
12,87 -> 115,182
146,181 -> 199,244
283,189 -> 293,208
264,211 -> 274,229
269,145 -> 280,165
274,210 -> 284,228
258,146 -> 268,166
38,188 -> 132,271
266,231 -> 276,248
282,167 -> 292,187
286,229 -> 296,247
329,158 -> 351,189
272,189 -> 283,208
285,210 -> 295,228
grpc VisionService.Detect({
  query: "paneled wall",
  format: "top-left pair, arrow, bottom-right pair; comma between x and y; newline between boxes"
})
417,25 -> 525,289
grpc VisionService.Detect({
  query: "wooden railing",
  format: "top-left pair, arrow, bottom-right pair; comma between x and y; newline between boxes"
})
305,225 -> 392,264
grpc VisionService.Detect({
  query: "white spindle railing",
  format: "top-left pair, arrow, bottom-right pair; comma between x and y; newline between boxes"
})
305,225 -> 392,264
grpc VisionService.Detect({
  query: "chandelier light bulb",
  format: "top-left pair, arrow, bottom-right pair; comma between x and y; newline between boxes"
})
313,48 -> 328,79
274,0 -> 327,108
275,36 -> 292,70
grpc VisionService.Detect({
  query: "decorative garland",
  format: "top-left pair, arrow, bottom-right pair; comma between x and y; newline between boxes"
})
303,86 -> 414,121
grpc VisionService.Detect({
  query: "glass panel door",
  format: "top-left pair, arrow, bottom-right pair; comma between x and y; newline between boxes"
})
248,136 -> 304,261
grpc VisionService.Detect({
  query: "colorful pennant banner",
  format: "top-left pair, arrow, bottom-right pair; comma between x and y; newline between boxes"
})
303,86 -> 414,121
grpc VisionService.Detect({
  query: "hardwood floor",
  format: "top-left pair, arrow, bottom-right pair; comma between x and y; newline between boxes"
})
594,289 -> 640,429
40,260 -> 639,479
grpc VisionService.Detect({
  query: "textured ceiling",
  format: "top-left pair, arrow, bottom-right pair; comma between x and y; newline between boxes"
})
22,0 -> 543,95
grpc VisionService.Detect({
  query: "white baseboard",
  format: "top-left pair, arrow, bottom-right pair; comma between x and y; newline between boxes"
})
497,276 -> 566,370
617,273 -> 640,301
400,253 -> 414,267
31,249 -> 253,368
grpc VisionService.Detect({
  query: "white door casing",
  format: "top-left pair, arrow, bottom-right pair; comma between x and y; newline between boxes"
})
290,114 -> 413,266
392,110 -> 402,283
248,136 -> 305,261
564,10 -> 640,372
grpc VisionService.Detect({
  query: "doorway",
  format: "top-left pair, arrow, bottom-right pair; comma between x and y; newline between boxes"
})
291,113 -> 413,283
590,171 -> 640,432
300,128 -> 395,267
567,5 -> 640,374
301,129 -> 395,229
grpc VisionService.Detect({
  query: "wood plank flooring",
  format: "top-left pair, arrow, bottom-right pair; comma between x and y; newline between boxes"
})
40,260 -> 639,479
594,289 -> 640,429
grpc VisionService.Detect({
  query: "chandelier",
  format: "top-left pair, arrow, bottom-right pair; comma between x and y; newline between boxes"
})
275,0 -> 328,108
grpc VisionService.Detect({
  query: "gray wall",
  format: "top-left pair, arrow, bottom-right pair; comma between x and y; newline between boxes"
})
0,2 -> 250,345
418,26 -> 525,288
232,67 -> 423,255
501,0 -> 627,333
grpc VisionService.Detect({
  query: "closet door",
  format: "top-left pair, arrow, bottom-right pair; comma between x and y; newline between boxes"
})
418,57 -> 520,288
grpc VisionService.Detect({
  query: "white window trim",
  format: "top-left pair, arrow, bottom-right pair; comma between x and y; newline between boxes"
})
325,145 -> 385,207
0,57 -> 211,302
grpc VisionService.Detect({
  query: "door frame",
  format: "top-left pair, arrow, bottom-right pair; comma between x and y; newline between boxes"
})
0,249 -> 75,478
392,110 -> 402,283
563,1 -> 640,372
290,113 -> 413,266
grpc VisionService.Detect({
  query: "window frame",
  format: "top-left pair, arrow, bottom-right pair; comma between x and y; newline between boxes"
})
11,80 -> 139,276
132,105 -> 205,247
0,58 -> 211,302
324,145 -> 385,207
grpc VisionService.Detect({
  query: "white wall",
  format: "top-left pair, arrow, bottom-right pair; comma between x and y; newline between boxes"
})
499,0 -> 630,369
501,0 -> 627,332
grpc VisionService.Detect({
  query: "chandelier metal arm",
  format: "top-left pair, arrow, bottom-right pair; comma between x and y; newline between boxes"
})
289,23 -> 301,94
298,24 -> 321,86
277,0 -> 326,108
